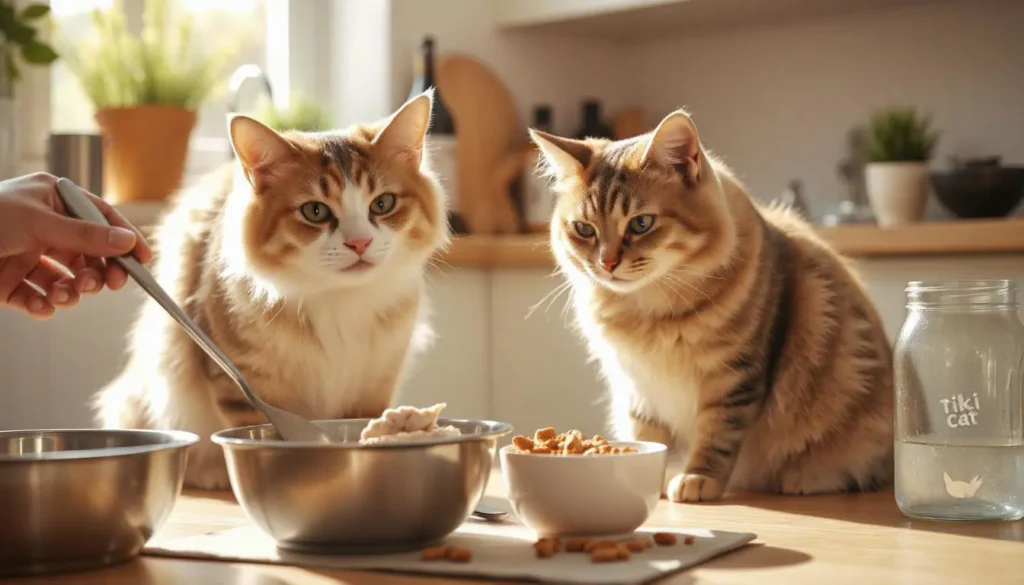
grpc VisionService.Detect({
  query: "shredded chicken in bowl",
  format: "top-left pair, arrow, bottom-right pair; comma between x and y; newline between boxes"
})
359,403 -> 462,445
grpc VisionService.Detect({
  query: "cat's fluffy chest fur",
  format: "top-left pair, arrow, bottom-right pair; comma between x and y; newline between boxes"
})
575,286 -> 704,443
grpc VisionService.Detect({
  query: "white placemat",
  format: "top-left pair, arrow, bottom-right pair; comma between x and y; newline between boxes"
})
144,520 -> 756,585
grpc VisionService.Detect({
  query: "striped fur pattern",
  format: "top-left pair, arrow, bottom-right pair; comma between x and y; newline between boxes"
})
94,92 -> 449,489
531,109 -> 893,501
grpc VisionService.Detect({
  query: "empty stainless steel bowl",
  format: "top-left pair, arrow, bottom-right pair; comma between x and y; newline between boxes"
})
0,428 -> 198,577
212,418 -> 512,554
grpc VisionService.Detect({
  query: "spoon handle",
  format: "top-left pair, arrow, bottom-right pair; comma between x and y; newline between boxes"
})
54,179 -> 262,409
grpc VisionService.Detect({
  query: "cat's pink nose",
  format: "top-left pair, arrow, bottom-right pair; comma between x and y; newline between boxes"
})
600,256 -> 620,272
345,237 -> 372,255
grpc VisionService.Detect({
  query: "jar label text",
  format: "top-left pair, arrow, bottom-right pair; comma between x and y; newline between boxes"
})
940,392 -> 981,428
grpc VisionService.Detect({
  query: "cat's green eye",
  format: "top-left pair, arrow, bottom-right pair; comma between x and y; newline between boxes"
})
573,221 -> 596,238
370,193 -> 397,215
299,201 -> 333,224
628,214 -> 655,235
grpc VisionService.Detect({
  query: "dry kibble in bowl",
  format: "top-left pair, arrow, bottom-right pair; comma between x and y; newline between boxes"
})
510,428 -> 638,456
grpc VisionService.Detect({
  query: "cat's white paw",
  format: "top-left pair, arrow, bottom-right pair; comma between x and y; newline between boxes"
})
665,473 -> 725,503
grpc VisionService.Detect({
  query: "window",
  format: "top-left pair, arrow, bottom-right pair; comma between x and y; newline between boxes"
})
49,0 -> 271,178
29,0 -> 326,180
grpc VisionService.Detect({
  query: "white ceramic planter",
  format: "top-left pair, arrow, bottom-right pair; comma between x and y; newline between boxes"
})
865,162 -> 930,226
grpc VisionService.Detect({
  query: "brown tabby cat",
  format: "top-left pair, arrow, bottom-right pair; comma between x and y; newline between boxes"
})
531,109 -> 893,502
94,92 -> 448,489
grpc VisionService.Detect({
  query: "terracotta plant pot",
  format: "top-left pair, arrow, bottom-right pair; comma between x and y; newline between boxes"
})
94,106 -> 197,204
865,162 -> 930,226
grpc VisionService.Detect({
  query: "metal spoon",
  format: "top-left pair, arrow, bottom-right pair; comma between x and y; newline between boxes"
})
55,178 -> 333,444
471,500 -> 509,523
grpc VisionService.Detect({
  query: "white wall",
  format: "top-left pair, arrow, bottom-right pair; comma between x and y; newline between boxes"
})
388,0 -> 633,137
627,0 -> 1024,219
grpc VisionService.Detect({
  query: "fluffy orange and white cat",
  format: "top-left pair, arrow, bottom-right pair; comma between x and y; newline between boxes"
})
531,109 -> 893,502
95,91 -> 448,489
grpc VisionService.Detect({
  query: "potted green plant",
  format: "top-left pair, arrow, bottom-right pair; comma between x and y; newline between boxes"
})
253,93 -> 332,133
56,0 -> 238,203
863,106 -> 940,226
0,1 -> 58,178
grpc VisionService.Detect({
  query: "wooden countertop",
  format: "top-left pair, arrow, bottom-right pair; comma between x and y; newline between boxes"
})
25,474 -> 1024,585
442,218 -> 1024,268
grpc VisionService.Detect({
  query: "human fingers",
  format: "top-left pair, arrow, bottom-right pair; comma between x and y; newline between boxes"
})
77,190 -> 153,263
0,252 -> 42,307
21,256 -> 79,307
30,210 -> 138,259
7,281 -> 58,319
67,254 -> 106,295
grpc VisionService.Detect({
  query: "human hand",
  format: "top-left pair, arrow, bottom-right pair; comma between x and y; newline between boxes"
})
0,173 -> 153,319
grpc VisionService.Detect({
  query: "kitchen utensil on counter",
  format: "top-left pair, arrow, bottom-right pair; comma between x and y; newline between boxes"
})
226,63 -> 274,161
931,157 -> 1024,219
47,133 -> 103,195
211,418 -> 513,553
824,127 -> 877,226
500,441 -> 667,537
574,99 -> 613,139
471,500 -> 510,522
522,105 -> 556,232
0,428 -> 198,577
612,107 -> 647,140
777,178 -> 810,218
54,178 -> 333,445
436,54 -> 520,234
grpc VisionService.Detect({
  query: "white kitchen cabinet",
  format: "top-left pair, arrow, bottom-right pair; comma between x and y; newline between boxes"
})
0,283 -> 146,430
489,269 -> 610,438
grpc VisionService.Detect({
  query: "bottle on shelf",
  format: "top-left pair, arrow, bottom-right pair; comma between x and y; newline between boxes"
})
407,36 -> 466,234
523,105 -> 557,233
574,99 -> 613,140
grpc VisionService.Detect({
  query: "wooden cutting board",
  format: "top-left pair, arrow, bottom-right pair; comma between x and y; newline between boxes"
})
436,54 -> 521,234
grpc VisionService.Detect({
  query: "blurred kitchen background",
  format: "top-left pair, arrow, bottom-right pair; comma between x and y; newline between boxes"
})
1,0 -> 1022,438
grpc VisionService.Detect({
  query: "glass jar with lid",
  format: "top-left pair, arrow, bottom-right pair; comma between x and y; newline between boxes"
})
894,280 -> 1024,521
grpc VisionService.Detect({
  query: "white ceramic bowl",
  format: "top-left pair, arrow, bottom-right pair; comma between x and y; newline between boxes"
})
500,440 -> 667,537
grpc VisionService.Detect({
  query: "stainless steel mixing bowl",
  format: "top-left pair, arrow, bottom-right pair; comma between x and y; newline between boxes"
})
212,418 -> 512,554
0,428 -> 199,576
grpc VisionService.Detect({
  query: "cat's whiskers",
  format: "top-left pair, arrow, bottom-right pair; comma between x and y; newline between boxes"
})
526,280 -> 573,320
652,275 -> 702,320
663,272 -> 715,309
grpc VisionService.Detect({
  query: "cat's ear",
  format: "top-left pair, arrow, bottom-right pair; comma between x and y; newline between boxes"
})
229,115 -> 298,179
528,129 -> 592,179
642,110 -> 701,183
374,89 -> 433,166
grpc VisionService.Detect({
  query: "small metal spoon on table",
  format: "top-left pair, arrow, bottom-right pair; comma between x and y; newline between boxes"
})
55,178 -> 333,444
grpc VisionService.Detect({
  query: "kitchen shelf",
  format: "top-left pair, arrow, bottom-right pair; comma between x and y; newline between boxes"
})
440,218 -> 1024,268
495,0 -> 951,39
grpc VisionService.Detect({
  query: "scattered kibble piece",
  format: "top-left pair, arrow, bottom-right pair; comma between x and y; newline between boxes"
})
625,538 -> 650,552
564,537 -> 591,552
534,538 -> 559,558
653,532 -> 678,546
444,546 -> 472,563
615,544 -> 632,560
590,547 -> 621,563
584,539 -> 617,553
421,546 -> 446,561
511,427 -> 639,456
683,535 -> 696,545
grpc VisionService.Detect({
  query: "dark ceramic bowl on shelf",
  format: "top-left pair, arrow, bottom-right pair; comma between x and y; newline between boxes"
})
930,158 -> 1024,219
